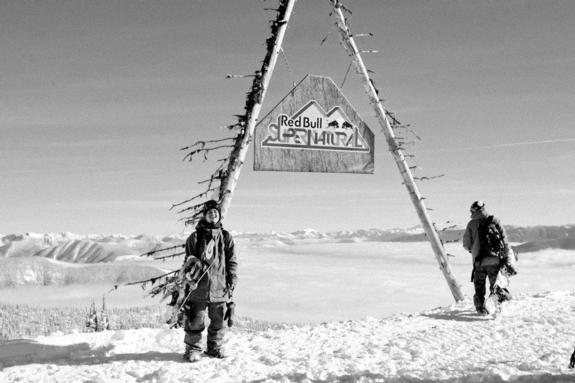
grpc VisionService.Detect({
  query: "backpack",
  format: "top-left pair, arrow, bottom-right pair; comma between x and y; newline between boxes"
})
477,215 -> 506,260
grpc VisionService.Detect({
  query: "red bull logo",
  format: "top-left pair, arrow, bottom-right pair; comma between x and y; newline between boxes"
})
262,100 -> 370,152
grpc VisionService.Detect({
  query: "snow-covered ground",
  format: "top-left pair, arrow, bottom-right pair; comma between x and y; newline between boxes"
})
1,291 -> 575,382
1,234 -> 575,382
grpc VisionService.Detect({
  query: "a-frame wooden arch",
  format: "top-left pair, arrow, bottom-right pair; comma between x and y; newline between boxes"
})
212,0 -> 464,302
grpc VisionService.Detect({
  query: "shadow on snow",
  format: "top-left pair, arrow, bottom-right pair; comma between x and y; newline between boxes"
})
0,339 -> 181,368
420,306 -> 494,323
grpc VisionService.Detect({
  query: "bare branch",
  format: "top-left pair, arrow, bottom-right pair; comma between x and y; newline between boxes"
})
340,60 -> 353,88
180,137 -> 235,151
392,124 -> 422,141
226,73 -> 256,79
152,251 -> 186,261
182,144 -> 234,162
198,176 -> 224,185
170,189 -> 217,210
224,123 -> 243,130
320,26 -> 335,46
119,270 -> 178,288
414,174 -> 446,182
174,200 -> 208,215
352,32 -> 374,38
139,244 -> 184,257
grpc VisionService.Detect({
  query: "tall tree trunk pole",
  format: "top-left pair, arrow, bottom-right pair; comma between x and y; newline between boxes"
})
217,0 -> 297,219
331,1 -> 465,302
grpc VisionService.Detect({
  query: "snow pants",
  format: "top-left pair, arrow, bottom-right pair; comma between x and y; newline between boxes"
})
472,265 -> 500,310
184,301 -> 226,352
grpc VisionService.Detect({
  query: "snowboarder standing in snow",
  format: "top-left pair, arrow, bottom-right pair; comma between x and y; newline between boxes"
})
463,201 -> 514,315
181,200 -> 237,362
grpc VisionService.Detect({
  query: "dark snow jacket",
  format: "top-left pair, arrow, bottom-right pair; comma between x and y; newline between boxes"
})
183,220 -> 237,303
463,210 -> 508,267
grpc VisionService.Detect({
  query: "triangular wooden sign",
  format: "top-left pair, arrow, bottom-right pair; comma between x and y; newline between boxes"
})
254,75 -> 374,173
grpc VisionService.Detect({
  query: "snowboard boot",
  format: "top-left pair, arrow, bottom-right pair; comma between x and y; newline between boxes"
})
205,348 -> 227,359
183,345 -> 202,363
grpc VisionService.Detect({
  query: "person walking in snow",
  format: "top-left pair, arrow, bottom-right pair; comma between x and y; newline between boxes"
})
463,201 -> 515,314
180,200 -> 237,362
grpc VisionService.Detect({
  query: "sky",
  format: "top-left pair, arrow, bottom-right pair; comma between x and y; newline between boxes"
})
1,0 -> 574,235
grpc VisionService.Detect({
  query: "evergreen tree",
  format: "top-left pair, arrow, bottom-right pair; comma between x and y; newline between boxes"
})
99,295 -> 111,331
85,300 -> 98,332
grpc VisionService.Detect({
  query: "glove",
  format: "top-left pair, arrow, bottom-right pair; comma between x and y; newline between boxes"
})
185,259 -> 203,279
504,263 -> 518,276
184,273 -> 198,290
168,290 -> 179,306
224,301 -> 236,327
164,305 -> 184,328
226,281 -> 236,296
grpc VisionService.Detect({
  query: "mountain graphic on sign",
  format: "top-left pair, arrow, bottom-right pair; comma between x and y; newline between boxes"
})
291,100 -> 354,130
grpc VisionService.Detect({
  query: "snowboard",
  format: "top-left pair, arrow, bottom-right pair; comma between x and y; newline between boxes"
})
484,291 -> 500,316
484,270 -> 513,315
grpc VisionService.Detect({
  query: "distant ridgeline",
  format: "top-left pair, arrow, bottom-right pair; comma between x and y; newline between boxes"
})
390,225 -> 575,252
0,233 -> 185,261
0,225 -> 573,264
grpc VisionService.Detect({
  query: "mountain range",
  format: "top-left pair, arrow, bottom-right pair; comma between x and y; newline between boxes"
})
0,224 -> 573,264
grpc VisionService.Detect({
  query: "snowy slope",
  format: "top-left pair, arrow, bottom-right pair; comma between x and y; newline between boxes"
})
0,233 -> 185,262
33,240 -> 118,263
1,291 -> 574,382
